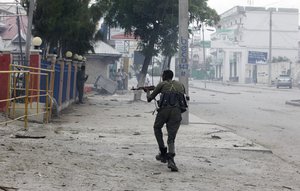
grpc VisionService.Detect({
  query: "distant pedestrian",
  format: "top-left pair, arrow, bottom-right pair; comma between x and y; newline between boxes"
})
121,69 -> 128,90
76,65 -> 88,104
116,69 -> 123,90
145,70 -> 188,172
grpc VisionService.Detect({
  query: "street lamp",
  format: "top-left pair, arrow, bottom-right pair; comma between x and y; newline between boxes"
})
73,54 -> 79,60
32,36 -> 42,49
65,51 -> 73,59
77,55 -> 83,61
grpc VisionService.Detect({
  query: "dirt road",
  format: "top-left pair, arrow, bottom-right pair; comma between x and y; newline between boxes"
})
1,92 -> 300,191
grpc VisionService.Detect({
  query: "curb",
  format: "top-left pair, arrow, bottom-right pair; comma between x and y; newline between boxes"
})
190,85 -> 240,95
286,100 -> 300,107
188,114 -> 272,153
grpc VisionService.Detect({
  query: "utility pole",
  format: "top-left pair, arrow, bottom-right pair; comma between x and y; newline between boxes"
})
25,0 -> 35,66
16,4 -> 24,65
178,0 -> 189,124
268,9 -> 272,86
202,21 -> 207,88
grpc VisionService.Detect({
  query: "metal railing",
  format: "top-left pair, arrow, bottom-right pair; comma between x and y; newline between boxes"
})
0,64 -> 54,129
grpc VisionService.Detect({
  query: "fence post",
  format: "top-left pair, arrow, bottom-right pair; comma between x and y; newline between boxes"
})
29,50 -> 41,102
58,59 -> 64,106
73,60 -> 78,103
0,51 -> 12,112
46,54 -> 57,118
66,59 -> 72,102
24,72 -> 29,129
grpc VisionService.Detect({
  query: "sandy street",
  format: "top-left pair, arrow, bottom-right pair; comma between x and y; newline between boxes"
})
0,92 -> 300,191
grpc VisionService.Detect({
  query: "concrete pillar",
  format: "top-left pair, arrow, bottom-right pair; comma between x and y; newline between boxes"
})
0,52 -> 12,111
179,0 -> 189,124
46,54 -> 57,118
220,65 -> 223,79
29,50 -> 41,102
65,59 -> 72,101
73,62 -> 78,102
58,59 -> 64,106
223,50 -> 230,82
46,54 -> 57,100
240,50 -> 248,83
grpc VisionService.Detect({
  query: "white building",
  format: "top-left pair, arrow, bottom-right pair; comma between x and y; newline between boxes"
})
210,6 -> 300,84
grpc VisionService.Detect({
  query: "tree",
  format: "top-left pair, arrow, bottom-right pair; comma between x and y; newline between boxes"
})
22,0 -> 104,57
160,0 -> 219,69
96,0 -> 219,100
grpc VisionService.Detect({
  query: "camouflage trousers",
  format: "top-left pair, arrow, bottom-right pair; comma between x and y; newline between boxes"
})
153,107 -> 182,154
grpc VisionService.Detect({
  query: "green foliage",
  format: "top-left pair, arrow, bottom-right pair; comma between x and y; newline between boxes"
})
26,0 -> 104,56
95,0 -> 219,100
272,56 -> 290,63
189,0 -> 219,26
96,0 -> 219,67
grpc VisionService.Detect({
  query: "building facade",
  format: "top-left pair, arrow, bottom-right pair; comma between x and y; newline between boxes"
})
0,4 -> 27,52
210,6 -> 300,84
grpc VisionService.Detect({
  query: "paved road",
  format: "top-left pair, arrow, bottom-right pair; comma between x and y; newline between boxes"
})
189,80 -> 300,168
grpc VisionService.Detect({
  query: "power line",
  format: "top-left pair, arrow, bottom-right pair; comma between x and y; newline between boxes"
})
262,0 -> 284,7
262,0 -> 299,9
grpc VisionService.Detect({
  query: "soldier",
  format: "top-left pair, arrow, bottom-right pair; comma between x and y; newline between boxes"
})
121,69 -> 128,90
146,70 -> 188,172
76,65 -> 88,104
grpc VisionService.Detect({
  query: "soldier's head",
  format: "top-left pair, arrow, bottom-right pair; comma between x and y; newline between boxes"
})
162,70 -> 173,81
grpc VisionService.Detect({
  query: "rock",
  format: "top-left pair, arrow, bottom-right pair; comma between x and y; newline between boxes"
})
133,132 -> 141,135
211,135 -> 221,139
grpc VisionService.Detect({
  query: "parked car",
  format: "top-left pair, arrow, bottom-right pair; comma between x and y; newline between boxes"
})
276,75 -> 292,89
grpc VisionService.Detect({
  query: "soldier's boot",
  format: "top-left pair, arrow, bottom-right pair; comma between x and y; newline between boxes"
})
155,147 -> 167,163
167,153 -> 178,172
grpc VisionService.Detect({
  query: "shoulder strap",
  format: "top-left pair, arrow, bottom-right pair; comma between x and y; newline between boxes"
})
168,80 -> 177,91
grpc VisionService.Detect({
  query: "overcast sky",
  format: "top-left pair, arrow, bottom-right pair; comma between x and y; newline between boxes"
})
1,0 -> 298,15
208,0 -> 300,15
0,0 -> 298,24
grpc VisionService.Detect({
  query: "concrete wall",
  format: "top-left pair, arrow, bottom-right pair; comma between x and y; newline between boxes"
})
85,55 -> 119,85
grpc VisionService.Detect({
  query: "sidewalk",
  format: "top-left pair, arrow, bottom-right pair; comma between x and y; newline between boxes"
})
0,91 -> 300,191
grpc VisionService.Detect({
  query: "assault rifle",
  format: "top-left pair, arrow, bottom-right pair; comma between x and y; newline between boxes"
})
131,85 -> 155,92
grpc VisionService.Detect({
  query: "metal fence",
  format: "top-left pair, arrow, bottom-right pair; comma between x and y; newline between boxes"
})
0,64 -> 54,129
0,53 -> 81,129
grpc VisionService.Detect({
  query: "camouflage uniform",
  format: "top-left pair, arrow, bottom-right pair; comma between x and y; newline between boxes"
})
76,66 -> 88,103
